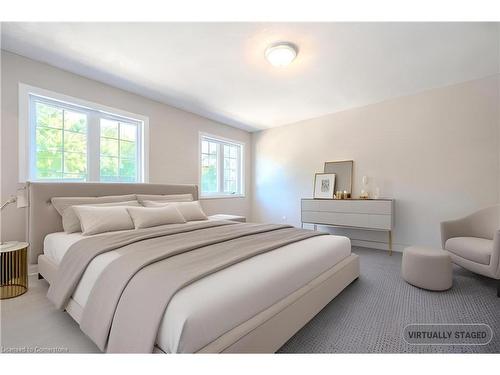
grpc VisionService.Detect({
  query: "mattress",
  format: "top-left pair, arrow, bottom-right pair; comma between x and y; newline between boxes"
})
43,226 -> 351,353
43,232 -> 86,264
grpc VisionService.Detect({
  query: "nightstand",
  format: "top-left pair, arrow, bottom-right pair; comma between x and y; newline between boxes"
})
209,214 -> 246,223
0,241 -> 29,299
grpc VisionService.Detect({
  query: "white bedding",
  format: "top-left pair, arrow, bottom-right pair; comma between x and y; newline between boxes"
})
43,224 -> 351,353
43,232 -> 86,263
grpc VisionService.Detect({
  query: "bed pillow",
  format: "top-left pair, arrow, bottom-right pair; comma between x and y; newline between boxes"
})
51,195 -> 138,233
142,200 -> 208,221
137,193 -> 193,203
73,206 -> 135,236
127,205 -> 186,229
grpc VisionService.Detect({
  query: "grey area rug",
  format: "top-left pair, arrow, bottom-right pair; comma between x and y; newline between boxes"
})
278,247 -> 500,353
2,247 -> 498,353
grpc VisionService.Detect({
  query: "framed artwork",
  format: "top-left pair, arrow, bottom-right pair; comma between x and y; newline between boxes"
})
324,160 -> 353,194
313,173 -> 336,199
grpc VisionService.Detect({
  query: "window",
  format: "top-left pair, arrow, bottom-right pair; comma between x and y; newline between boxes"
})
200,134 -> 244,197
33,100 -> 88,180
100,119 -> 139,182
19,84 -> 149,182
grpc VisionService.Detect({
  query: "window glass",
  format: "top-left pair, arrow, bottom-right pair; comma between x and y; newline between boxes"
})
100,119 -> 138,182
34,102 -> 87,181
29,93 -> 144,183
201,140 -> 219,193
200,136 -> 243,196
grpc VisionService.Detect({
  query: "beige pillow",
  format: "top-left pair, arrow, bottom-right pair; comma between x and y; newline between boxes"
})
127,205 -> 186,229
142,201 -> 208,221
73,206 -> 135,236
137,194 -> 193,203
52,194 -> 136,233
56,201 -> 141,233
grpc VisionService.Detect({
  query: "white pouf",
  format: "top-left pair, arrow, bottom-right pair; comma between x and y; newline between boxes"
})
402,246 -> 453,291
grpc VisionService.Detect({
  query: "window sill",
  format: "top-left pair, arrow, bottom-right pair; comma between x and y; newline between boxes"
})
23,180 -> 145,184
200,194 -> 246,200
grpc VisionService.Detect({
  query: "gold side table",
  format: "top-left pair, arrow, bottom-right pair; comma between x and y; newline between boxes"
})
1,241 -> 29,299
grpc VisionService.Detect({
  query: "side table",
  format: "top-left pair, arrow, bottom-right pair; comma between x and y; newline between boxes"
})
1,241 -> 29,299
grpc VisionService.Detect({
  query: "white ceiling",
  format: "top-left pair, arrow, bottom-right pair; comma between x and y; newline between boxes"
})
1,22 -> 499,131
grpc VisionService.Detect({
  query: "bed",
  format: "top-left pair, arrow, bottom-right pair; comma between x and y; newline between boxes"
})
28,182 -> 360,353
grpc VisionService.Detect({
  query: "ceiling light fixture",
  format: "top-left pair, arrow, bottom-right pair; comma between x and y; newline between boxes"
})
265,42 -> 298,67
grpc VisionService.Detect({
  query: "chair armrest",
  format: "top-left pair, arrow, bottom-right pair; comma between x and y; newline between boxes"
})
492,231 -> 500,278
441,205 -> 500,250
440,217 -> 470,248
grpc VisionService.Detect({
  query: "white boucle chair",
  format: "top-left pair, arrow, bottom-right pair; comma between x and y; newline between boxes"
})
441,205 -> 500,297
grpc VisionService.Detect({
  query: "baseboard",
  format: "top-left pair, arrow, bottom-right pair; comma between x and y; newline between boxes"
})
28,263 -> 39,276
351,239 -> 404,253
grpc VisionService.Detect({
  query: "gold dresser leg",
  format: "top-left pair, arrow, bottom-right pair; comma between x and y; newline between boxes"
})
388,231 -> 393,256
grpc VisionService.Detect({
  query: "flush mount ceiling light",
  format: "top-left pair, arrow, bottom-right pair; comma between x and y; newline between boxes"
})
265,42 -> 298,67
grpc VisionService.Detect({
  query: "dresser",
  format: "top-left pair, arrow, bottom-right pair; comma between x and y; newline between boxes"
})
301,199 -> 394,254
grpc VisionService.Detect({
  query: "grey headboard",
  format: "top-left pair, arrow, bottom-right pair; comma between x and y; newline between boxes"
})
27,182 -> 199,264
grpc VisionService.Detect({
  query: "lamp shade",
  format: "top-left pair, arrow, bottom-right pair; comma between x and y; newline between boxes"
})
16,187 -> 28,208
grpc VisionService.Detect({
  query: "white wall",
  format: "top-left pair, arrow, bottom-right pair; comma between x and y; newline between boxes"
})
252,76 -> 500,251
2,50 -> 499,253
1,51 -> 252,242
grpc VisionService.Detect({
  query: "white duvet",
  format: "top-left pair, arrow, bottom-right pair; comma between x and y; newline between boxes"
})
43,222 -> 351,353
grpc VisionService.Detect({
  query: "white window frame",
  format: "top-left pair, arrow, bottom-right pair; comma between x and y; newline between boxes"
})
199,132 -> 245,199
18,83 -> 149,183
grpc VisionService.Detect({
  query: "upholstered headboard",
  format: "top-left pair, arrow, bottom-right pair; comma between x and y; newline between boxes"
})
27,182 -> 199,264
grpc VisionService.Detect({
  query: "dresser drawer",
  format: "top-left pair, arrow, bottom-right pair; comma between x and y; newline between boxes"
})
301,211 -> 392,230
301,199 -> 392,215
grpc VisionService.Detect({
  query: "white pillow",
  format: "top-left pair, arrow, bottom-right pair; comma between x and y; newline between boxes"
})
73,206 -> 135,236
62,201 -> 140,233
51,195 -> 136,233
127,205 -> 186,229
137,193 -> 193,203
142,201 -> 208,221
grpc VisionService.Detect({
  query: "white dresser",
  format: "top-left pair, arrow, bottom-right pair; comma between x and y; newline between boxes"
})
301,198 -> 395,254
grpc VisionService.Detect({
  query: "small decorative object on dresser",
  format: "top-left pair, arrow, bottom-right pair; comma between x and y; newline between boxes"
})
313,173 -> 336,199
360,175 -> 369,199
0,241 -> 29,299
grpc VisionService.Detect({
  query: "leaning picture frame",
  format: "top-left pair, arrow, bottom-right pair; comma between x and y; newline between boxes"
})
323,160 -> 353,194
313,173 -> 336,199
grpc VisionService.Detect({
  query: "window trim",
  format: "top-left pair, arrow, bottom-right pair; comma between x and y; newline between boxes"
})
199,132 -> 245,199
18,83 -> 150,183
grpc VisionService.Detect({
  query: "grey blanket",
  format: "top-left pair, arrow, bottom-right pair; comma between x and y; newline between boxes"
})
48,221 -> 325,352
47,220 -> 234,309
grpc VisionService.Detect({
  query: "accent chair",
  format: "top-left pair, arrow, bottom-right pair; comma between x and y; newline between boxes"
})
441,205 -> 500,297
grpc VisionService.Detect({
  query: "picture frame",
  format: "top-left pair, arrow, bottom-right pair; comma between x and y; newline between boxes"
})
323,160 -> 353,194
313,173 -> 336,199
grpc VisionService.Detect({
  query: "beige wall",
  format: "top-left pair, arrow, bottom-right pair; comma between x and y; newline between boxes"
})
2,50 -> 499,253
252,76 -> 500,251
1,51 -> 252,242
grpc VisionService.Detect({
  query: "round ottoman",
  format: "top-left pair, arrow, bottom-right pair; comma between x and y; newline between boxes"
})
402,246 -> 452,291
